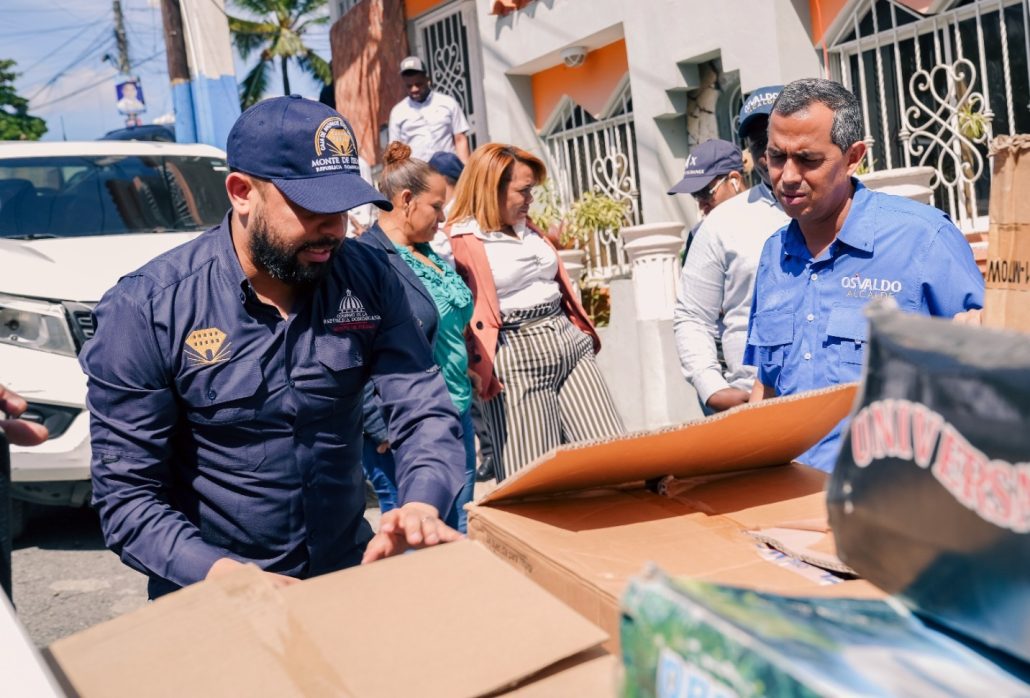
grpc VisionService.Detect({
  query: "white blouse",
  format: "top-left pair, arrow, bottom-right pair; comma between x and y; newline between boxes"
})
453,219 -> 561,313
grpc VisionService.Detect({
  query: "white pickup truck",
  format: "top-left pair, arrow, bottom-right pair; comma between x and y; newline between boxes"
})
0,140 -> 229,536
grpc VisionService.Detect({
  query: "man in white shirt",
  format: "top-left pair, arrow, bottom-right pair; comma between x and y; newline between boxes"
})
388,56 -> 471,163
672,85 -> 788,414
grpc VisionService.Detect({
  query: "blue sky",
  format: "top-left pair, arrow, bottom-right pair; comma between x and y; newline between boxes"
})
2,0 -> 331,142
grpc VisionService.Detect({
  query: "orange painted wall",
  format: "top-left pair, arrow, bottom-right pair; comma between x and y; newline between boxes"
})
810,0 -> 933,45
531,40 -> 629,131
403,0 -> 447,18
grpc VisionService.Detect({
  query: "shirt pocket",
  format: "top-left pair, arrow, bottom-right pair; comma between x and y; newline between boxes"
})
314,334 -> 368,397
749,311 -> 794,388
825,305 -> 868,384
180,359 -> 265,425
178,359 -> 267,471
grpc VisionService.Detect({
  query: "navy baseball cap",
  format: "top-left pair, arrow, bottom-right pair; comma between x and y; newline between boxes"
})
428,151 -> 464,182
737,85 -> 783,140
667,139 -> 744,195
226,95 -> 391,215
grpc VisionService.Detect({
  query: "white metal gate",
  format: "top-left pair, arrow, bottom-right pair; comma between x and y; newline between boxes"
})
411,0 -> 487,149
542,79 -> 641,280
827,0 -> 1030,230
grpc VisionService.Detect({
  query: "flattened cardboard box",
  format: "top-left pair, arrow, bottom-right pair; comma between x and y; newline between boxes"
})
45,541 -> 614,697
467,385 -> 884,651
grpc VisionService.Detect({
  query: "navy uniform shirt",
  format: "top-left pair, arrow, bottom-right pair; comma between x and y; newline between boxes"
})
744,180 -> 984,473
80,214 -> 464,598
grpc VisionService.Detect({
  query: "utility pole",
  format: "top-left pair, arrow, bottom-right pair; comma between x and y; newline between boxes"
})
112,0 -> 131,75
160,0 -> 196,142
160,0 -> 190,86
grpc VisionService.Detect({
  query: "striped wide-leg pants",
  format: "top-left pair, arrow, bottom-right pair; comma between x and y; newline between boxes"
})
482,300 -> 625,481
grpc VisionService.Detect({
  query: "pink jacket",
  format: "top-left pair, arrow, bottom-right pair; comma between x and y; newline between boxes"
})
450,219 -> 601,401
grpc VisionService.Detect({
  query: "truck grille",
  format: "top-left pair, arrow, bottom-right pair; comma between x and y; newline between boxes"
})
63,302 -> 96,351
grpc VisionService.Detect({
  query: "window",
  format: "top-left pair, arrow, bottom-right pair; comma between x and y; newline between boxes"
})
827,0 -> 1030,230
542,80 -> 641,279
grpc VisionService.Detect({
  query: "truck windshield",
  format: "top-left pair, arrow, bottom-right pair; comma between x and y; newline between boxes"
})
0,154 -> 230,238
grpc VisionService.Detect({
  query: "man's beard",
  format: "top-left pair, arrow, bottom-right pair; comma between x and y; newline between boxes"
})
248,213 -> 340,286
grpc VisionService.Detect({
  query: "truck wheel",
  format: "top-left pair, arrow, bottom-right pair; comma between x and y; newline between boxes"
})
9,499 -> 25,541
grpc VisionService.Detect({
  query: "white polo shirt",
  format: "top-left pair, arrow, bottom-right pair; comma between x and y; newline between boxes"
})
388,90 -> 470,162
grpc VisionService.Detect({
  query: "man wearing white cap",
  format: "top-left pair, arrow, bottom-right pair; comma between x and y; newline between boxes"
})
388,56 -> 471,163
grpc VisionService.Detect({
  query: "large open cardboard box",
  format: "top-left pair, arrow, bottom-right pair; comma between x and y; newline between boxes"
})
467,385 -> 884,650
44,541 -> 615,697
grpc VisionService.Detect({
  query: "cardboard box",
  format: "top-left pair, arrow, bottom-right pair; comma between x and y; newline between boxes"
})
44,541 -> 615,697
985,134 -> 1030,331
467,385 -> 883,651
620,569 -> 1030,697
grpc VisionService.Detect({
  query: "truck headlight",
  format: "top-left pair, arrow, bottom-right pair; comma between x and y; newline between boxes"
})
0,295 -> 76,357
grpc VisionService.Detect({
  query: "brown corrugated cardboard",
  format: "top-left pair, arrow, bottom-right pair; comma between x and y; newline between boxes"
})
985,135 -> 1030,331
45,541 -> 611,698
468,386 -> 883,650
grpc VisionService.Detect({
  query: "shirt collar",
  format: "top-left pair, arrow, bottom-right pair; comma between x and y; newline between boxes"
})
213,211 -> 257,304
834,178 -> 875,253
781,177 -> 874,260
407,90 -> 433,108
450,217 -> 527,241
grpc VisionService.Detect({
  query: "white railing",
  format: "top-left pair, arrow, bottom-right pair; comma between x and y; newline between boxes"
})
827,0 -> 1030,231
542,81 -> 641,280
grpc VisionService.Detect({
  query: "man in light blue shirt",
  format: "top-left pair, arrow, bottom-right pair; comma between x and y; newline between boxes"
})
745,78 -> 984,472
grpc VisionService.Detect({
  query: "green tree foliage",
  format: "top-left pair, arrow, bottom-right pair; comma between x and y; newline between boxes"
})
228,0 -> 332,110
0,60 -> 46,141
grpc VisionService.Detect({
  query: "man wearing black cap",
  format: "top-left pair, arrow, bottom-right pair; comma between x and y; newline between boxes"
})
81,96 -> 466,598
388,56 -> 471,163
672,86 -> 790,414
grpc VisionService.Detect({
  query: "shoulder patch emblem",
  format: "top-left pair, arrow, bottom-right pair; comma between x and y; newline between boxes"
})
185,327 -> 231,365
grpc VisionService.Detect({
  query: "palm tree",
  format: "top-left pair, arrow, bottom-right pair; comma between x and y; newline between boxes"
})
228,0 -> 333,109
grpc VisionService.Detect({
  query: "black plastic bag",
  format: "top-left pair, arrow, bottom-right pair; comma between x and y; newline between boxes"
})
829,300 -> 1030,665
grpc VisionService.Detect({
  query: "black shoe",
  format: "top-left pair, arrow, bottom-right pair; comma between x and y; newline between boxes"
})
475,458 -> 494,482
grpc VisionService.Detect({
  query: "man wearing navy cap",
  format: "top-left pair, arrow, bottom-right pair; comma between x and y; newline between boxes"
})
672,86 -> 790,414
389,56 -> 471,163
81,96 -> 466,598
668,138 -> 746,262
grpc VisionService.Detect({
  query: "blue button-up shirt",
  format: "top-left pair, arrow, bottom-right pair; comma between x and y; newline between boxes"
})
80,214 -> 464,597
744,181 -> 984,472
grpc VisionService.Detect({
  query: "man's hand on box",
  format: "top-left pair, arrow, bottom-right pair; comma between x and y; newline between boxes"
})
205,557 -> 300,588
705,387 -> 750,412
953,308 -> 983,326
361,502 -> 462,564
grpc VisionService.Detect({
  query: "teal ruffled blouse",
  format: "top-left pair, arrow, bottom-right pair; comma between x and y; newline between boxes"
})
394,242 -> 474,413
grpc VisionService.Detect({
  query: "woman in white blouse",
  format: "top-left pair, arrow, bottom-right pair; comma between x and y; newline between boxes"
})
449,144 -> 624,480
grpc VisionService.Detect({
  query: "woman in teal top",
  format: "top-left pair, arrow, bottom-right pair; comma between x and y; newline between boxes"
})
357,142 -> 477,533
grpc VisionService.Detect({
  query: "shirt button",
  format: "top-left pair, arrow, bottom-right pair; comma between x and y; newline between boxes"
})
475,321 -> 484,330
289,379 -> 296,388
804,352 -> 812,360
810,273 -> 819,281
239,292 -> 246,302
207,390 -> 216,400
806,313 -> 815,322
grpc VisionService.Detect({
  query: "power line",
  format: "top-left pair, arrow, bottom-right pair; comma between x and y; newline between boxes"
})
31,48 -> 165,110
26,27 -> 116,101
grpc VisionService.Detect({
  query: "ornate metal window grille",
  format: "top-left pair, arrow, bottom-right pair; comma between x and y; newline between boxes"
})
827,0 -> 1030,230
542,81 -> 641,279
413,2 -> 484,149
